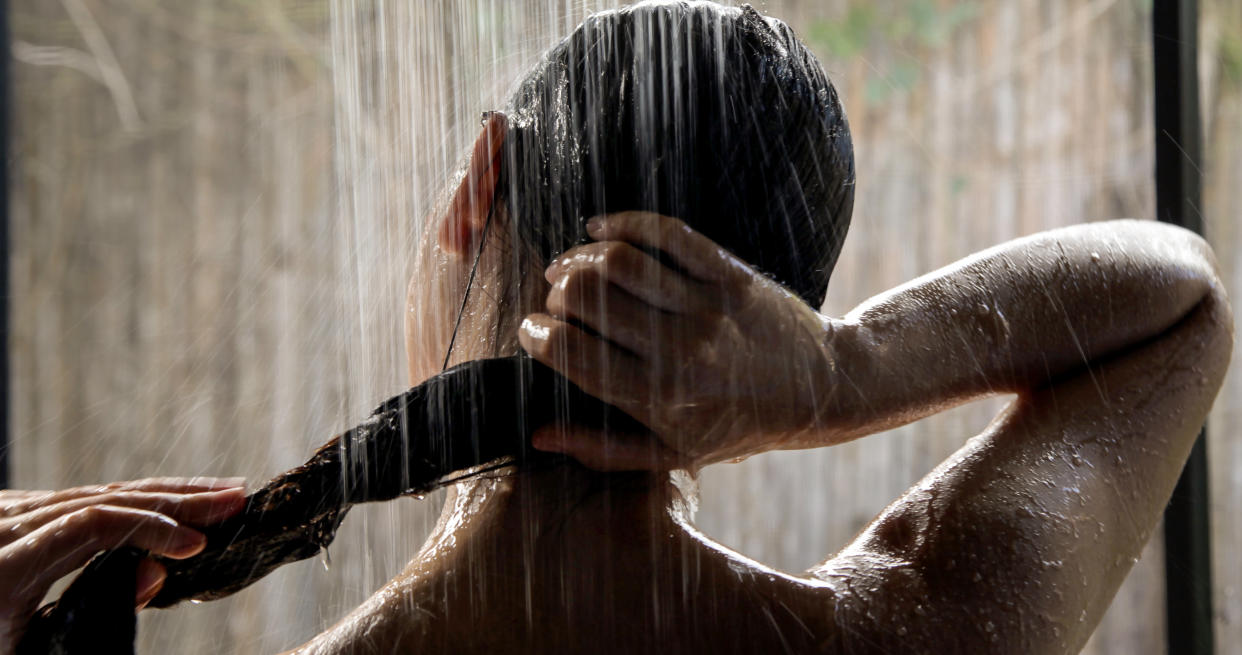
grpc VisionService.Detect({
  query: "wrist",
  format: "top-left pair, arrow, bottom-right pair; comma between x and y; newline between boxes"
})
797,315 -> 861,445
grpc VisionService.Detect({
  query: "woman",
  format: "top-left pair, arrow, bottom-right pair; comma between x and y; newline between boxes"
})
296,3 -> 1231,653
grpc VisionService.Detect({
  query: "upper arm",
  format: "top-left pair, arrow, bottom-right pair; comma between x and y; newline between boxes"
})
810,283 -> 1232,654
821,221 -> 1221,447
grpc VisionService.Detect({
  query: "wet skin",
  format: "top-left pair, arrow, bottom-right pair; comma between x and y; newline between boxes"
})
288,118 -> 1232,654
295,467 -> 845,654
295,244 -> 1229,654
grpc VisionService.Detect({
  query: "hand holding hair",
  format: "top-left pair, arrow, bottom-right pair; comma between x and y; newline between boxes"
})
0,478 -> 245,655
522,211 -> 837,470
16,358 -> 642,652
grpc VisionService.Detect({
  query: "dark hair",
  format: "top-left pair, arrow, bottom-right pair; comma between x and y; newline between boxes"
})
499,1 -> 854,307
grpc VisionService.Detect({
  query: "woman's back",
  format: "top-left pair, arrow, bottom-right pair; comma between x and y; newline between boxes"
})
294,466 -> 840,654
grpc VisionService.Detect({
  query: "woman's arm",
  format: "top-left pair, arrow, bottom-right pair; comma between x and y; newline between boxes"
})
521,214 -> 1222,467
806,218 -> 1219,445
814,276 -> 1230,654
522,213 -> 1231,652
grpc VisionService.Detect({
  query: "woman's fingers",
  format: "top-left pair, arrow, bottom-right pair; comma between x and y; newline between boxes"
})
530,212 -> 791,469
545,266 -> 699,358
1,477 -> 246,516
134,558 -> 167,609
583,211 -> 751,286
102,477 -> 247,494
546,240 -> 714,315
0,489 -> 245,546
3,506 -> 205,607
543,268 -> 721,363
531,424 -> 684,472
519,314 -> 651,418
45,505 -> 206,559
0,476 -> 244,640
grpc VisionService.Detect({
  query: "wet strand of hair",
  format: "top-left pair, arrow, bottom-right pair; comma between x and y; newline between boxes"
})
20,354 -> 646,655
148,355 -> 631,608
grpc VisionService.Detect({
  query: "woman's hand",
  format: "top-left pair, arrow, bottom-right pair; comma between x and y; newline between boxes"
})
519,212 -> 836,471
0,477 -> 246,651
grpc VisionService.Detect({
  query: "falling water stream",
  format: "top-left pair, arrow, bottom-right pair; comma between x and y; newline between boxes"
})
307,2 -> 1166,653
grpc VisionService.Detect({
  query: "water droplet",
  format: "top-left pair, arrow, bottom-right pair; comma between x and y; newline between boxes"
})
321,547 -> 332,571
984,621 -> 995,632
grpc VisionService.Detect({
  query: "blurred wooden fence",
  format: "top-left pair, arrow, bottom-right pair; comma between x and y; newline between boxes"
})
9,0 -> 1242,652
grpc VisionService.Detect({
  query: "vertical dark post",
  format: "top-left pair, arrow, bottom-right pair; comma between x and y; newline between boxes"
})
0,0 -> 10,490
1153,0 -> 1212,653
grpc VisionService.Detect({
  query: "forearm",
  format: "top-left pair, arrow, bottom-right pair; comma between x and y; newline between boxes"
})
524,213 -> 1221,468
811,219 -> 1219,444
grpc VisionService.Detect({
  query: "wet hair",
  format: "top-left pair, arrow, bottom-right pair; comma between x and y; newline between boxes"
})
498,1 -> 854,307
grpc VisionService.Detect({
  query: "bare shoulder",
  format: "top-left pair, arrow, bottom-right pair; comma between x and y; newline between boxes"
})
283,570 -> 450,655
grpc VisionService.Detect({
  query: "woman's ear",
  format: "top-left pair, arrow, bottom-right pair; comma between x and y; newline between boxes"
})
439,112 -> 508,255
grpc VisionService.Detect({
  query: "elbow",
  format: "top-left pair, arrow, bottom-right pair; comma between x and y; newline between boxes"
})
1163,220 -> 1234,371
1173,226 -> 1225,308
1113,219 -> 1221,304
1131,275 -> 1234,425
1171,226 -> 1233,388
1095,221 -> 1228,356
1131,223 -> 1232,387
1192,280 -> 1233,386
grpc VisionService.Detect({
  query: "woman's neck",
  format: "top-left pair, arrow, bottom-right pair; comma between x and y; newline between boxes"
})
299,464 -> 818,654
424,463 -> 684,557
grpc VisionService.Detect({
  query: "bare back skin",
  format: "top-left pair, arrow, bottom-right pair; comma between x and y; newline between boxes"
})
288,121 -> 1233,655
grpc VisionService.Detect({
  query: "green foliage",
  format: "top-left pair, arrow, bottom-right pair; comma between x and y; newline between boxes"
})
909,0 -> 980,48
950,174 -> 970,196
806,1 -> 981,106
807,5 -> 876,59
1221,31 -> 1242,89
865,60 -> 921,105
807,1 -> 980,54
